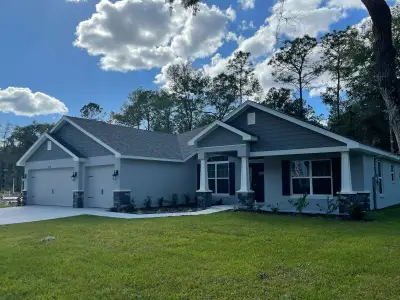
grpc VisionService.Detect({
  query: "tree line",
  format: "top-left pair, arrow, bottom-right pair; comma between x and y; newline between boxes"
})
2,7 -> 400,191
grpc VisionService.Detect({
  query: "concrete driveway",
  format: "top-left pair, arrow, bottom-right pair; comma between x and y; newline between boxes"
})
0,205 -> 234,225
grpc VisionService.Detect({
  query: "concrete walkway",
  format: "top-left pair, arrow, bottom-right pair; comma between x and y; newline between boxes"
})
0,205 -> 234,225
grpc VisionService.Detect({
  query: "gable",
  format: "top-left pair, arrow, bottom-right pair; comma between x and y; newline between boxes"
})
227,107 -> 345,152
54,123 -> 112,157
27,139 -> 72,162
198,126 -> 245,147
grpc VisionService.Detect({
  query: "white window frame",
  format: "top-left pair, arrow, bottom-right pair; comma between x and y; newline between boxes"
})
47,141 -> 52,151
290,159 -> 333,196
376,160 -> 384,195
391,164 -> 396,183
247,112 -> 256,125
207,160 -> 230,196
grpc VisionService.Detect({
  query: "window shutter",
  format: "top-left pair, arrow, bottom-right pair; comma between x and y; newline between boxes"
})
281,160 -> 291,196
229,162 -> 235,195
197,163 -> 200,190
332,157 -> 341,196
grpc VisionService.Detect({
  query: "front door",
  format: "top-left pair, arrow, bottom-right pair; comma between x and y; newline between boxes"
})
251,163 -> 265,203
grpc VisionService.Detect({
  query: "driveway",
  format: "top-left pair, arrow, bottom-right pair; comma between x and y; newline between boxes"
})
0,205 -> 234,225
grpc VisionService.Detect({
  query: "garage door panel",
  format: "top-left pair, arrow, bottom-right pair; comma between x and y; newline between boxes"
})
86,165 -> 114,208
30,168 -> 74,206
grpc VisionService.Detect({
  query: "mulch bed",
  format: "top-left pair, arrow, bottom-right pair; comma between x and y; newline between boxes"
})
109,203 -> 206,214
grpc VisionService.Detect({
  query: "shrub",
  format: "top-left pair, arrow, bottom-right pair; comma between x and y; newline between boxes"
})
144,196 -> 152,209
123,197 -> 136,213
171,194 -> 178,207
288,194 -> 309,213
17,197 -> 22,206
158,197 -> 164,208
184,194 -> 191,205
266,202 -> 283,213
109,206 -> 120,212
317,197 -> 339,214
348,199 -> 365,220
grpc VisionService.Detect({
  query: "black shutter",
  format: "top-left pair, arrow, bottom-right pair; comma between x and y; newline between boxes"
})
197,163 -> 200,190
282,160 -> 291,196
229,162 -> 235,195
332,157 -> 341,196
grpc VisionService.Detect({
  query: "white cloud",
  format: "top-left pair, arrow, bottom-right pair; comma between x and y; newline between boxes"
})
226,6 -> 236,21
238,20 -> 256,31
0,87 -> 68,117
238,0 -> 255,11
74,0 -> 231,72
327,0 -> 365,9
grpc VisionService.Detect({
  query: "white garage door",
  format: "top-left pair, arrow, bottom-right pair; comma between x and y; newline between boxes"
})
86,165 -> 114,208
30,168 -> 74,206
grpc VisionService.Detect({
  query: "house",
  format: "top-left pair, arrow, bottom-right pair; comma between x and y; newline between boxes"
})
17,100 -> 400,214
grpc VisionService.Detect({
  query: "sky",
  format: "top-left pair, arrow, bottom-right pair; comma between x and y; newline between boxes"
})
0,0 -> 388,127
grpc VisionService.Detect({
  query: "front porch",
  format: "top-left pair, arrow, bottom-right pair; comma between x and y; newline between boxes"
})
196,146 -> 371,214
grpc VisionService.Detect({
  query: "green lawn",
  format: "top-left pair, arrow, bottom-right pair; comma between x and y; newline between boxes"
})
1,207 -> 400,300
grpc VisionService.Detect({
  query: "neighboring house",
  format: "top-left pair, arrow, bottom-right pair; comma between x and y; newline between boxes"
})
17,101 -> 400,213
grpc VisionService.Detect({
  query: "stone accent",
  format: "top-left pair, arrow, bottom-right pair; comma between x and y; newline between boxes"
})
338,192 -> 370,214
22,190 -> 27,206
73,191 -> 84,208
196,192 -> 212,209
237,191 -> 255,209
113,190 -> 131,207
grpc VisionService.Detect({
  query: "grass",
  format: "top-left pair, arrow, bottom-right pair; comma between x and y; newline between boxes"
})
1,207 -> 400,299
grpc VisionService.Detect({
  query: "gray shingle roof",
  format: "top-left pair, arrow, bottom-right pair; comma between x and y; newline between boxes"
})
65,116 -> 201,160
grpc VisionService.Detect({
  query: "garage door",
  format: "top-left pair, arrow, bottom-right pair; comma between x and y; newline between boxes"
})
86,165 -> 114,208
30,168 -> 74,206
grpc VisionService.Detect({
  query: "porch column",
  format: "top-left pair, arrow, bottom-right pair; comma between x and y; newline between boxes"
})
340,151 -> 353,193
238,156 -> 251,193
196,153 -> 212,209
237,155 -> 254,208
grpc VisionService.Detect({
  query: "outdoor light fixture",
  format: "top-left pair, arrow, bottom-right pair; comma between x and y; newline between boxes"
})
22,174 -> 27,179
71,172 -> 78,181
112,170 -> 119,180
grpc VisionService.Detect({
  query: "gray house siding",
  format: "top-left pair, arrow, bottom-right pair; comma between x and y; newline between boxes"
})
27,139 -> 71,162
119,158 -> 197,208
54,123 -> 112,157
198,127 -> 244,148
227,107 -> 345,152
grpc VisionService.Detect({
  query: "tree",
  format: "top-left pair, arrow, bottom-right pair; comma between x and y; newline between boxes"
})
268,35 -> 323,119
166,61 -> 209,132
80,102 -> 105,120
151,90 -> 176,133
226,51 -> 261,104
205,73 -> 239,120
320,28 -> 359,118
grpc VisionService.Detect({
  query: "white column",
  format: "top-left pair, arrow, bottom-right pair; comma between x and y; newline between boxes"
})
197,158 -> 211,192
238,156 -> 252,193
341,151 -> 353,193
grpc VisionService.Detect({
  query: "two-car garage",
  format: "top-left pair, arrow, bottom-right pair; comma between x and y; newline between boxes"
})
28,165 -> 115,208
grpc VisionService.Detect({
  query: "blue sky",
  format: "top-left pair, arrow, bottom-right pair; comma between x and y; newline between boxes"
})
0,0 -> 374,126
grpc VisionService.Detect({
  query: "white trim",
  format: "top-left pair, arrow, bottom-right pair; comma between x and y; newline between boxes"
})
250,146 -> 348,157
188,120 -> 257,146
62,118 -> 120,156
118,155 -> 184,163
16,133 -> 80,166
47,140 -> 52,151
356,144 -> 400,162
112,189 -> 131,192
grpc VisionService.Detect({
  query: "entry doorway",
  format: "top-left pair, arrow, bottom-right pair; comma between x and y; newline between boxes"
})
250,163 -> 265,203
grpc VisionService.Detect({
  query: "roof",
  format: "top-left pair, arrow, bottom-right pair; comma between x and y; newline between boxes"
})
62,116 -> 201,161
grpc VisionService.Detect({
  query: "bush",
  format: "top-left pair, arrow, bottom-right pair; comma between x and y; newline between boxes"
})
317,197 -> 339,214
123,197 -> 136,213
184,194 -> 191,205
17,197 -> 22,206
171,194 -> 178,207
348,199 -> 365,220
266,202 -> 283,213
288,194 -> 309,213
158,197 -> 164,208
144,196 -> 152,209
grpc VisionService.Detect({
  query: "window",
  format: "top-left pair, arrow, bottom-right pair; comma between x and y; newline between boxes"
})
291,160 -> 332,195
247,112 -> 256,125
391,164 -> 396,183
47,141 -> 52,151
377,160 -> 383,194
208,157 -> 229,195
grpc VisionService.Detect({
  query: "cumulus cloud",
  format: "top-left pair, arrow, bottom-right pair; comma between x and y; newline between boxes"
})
74,0 -> 232,72
0,87 -> 68,117
238,0 -> 255,11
